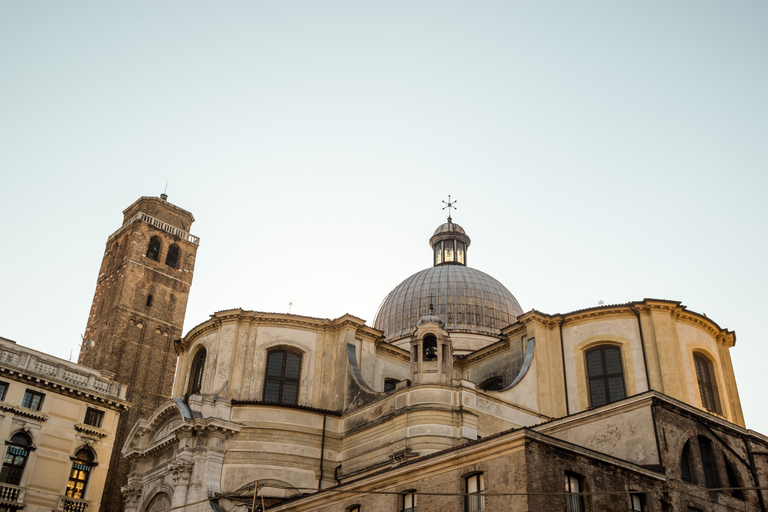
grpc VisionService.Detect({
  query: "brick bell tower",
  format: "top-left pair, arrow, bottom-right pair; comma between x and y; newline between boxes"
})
79,194 -> 199,511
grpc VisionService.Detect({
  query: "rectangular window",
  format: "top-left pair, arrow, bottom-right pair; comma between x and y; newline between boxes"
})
84,408 -> 104,428
402,492 -> 416,512
630,493 -> 644,511
465,473 -> 484,512
0,382 -> 8,401
21,390 -> 44,411
565,473 -> 584,512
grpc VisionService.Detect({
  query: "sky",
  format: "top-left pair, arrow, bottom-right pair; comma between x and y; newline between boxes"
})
1,2 -> 766,433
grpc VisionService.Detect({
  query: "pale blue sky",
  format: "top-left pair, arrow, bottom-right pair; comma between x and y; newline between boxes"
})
1,2 -> 766,432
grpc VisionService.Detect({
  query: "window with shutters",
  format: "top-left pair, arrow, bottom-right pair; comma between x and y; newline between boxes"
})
585,345 -> 626,407
263,349 -> 302,405
693,352 -> 721,414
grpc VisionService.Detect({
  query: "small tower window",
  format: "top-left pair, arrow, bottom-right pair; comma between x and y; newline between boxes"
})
165,244 -> 180,268
146,295 -> 153,307
423,335 -> 437,361
146,237 -> 161,261
188,348 -> 207,395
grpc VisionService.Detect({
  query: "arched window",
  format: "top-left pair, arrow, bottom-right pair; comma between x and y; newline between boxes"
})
681,440 -> 696,483
66,448 -> 94,499
479,377 -> 504,391
165,244 -> 180,268
143,493 -> 172,512
188,348 -> 207,395
694,353 -> 721,414
384,378 -> 399,392
585,345 -> 626,407
423,335 -> 437,361
146,237 -> 161,261
263,349 -> 302,405
724,458 -> 744,500
698,436 -> 719,489
0,432 -> 31,485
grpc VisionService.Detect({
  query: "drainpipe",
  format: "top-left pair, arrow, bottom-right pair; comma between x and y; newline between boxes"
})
318,413 -> 327,490
630,306 -> 652,392
559,320 -> 570,416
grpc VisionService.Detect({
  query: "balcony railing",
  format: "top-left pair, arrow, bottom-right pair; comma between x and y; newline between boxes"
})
0,482 -> 24,505
58,496 -> 90,512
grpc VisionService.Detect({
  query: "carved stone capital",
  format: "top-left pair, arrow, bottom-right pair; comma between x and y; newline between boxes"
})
121,484 -> 142,504
168,460 -> 194,484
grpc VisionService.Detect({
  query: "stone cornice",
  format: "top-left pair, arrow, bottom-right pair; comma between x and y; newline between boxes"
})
506,299 -> 735,346
0,368 -> 130,411
376,342 -> 410,363
459,339 -> 511,366
181,309 -> 381,351
75,423 -> 109,438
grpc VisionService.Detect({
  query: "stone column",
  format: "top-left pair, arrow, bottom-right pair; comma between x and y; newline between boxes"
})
168,460 -> 194,507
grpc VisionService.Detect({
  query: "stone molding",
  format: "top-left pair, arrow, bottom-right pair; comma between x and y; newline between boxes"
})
121,484 -> 142,504
168,460 -> 194,483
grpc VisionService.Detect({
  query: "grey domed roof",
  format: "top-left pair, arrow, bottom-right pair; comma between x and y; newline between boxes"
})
433,222 -> 466,236
373,265 -> 523,341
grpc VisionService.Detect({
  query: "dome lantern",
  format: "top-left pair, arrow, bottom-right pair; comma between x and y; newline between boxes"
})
429,219 -> 471,267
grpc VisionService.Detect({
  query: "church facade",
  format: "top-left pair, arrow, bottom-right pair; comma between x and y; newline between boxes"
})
116,200 -> 768,512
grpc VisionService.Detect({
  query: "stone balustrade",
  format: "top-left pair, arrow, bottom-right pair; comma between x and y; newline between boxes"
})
0,343 -> 124,400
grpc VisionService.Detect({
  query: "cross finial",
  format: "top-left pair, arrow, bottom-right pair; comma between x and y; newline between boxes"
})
442,195 -> 457,222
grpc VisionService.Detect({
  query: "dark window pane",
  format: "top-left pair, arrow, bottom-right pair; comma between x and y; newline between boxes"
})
586,351 -> 604,376
263,379 -> 281,402
607,377 -> 626,402
284,353 -> 301,379
604,348 -> 622,374
266,352 -> 284,377
263,350 -> 302,405
282,381 -> 298,404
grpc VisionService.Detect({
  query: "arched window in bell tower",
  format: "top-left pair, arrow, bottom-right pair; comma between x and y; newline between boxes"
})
146,237 -> 161,261
423,335 -> 438,361
165,244 -> 180,268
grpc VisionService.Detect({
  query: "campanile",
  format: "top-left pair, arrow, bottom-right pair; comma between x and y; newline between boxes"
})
79,194 -> 199,510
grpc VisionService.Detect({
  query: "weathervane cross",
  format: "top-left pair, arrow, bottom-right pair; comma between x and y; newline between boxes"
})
442,195 -> 457,221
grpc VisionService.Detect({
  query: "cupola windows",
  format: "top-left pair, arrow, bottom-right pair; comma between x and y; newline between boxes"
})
433,239 -> 466,266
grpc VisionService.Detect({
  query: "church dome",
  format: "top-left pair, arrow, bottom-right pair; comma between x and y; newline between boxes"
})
374,218 -> 523,341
